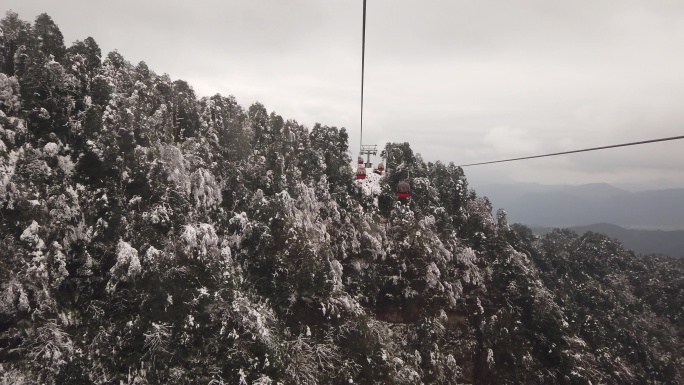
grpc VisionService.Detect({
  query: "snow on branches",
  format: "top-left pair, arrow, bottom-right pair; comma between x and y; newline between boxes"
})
106,240 -> 142,292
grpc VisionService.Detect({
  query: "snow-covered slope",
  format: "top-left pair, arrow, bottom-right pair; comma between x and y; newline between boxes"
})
355,168 -> 383,196
2,11 -> 683,384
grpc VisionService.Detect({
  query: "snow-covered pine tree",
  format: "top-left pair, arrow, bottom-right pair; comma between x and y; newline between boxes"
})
1,12 -> 682,384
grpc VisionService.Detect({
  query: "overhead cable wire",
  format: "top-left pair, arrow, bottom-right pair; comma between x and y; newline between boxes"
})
457,135 -> 684,167
360,0 -> 366,152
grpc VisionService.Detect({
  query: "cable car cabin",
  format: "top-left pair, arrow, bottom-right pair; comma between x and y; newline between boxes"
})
356,167 -> 367,180
397,181 -> 411,199
376,162 -> 384,172
358,156 -> 365,165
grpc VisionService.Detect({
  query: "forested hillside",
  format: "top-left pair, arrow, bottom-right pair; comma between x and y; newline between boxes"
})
534,223 -> 684,259
0,12 -> 682,384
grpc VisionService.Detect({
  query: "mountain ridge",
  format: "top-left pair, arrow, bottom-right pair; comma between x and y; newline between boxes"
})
532,222 -> 684,258
476,182 -> 684,230
0,11 -> 682,384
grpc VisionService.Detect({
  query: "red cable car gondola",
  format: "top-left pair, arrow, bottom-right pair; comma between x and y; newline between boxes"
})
358,156 -> 364,165
376,162 -> 384,172
356,167 -> 367,180
397,180 -> 411,199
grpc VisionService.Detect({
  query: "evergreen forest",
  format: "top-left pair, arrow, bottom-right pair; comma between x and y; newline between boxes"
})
0,12 -> 682,384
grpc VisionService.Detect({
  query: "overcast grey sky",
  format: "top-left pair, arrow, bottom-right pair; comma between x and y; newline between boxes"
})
3,0 -> 684,189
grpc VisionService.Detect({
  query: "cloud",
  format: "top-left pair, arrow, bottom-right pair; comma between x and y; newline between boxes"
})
3,0 -> 684,188
483,126 -> 541,156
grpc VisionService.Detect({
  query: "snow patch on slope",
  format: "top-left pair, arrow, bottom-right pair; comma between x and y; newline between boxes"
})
356,168 -> 383,196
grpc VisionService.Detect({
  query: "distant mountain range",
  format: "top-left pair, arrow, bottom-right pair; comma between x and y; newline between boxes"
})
474,182 -> 684,230
532,223 -> 684,258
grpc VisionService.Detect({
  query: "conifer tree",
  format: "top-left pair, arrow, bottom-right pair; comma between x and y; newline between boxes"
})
1,12 -> 683,384
33,14 -> 66,62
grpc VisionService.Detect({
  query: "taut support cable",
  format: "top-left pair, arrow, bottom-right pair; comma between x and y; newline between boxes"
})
458,135 -> 684,167
360,0 -> 366,152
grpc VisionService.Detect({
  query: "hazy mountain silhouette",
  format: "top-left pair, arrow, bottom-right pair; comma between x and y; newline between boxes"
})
533,223 -> 684,258
476,182 -> 684,230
